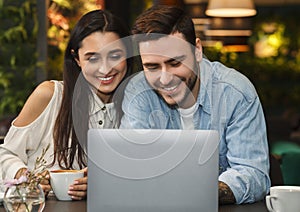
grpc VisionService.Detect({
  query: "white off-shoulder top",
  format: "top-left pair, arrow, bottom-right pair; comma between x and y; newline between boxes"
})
0,80 -> 117,180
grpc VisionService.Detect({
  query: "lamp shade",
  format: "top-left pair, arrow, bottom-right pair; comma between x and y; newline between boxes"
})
205,0 -> 257,17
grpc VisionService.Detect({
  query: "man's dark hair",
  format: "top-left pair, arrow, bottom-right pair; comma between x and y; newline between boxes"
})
132,5 -> 196,46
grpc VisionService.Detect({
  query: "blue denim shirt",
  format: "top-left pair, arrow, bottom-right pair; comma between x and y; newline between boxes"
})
120,58 -> 270,204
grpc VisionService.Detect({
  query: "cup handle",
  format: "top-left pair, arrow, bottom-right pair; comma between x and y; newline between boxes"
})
266,195 -> 276,212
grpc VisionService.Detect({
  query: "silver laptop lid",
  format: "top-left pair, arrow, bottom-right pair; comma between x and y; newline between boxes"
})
88,129 -> 219,212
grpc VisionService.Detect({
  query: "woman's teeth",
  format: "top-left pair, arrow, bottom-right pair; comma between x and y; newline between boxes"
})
98,76 -> 113,81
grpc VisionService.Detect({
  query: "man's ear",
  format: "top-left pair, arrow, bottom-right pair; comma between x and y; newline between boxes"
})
195,38 -> 202,62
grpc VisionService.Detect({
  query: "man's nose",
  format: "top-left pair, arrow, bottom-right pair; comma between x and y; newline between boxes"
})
159,68 -> 173,85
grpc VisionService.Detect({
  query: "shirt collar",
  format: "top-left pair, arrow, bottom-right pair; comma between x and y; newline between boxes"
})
89,88 -> 116,122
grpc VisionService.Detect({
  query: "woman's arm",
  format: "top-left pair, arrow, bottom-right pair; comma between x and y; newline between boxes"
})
14,81 -> 55,127
0,81 -> 55,180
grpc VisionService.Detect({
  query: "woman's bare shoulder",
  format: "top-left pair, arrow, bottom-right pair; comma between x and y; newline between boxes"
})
13,81 -> 56,127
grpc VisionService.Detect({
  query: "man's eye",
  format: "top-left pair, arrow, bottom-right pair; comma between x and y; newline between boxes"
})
145,66 -> 159,71
170,61 -> 181,67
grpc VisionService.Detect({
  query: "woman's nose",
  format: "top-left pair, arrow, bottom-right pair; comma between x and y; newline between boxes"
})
98,60 -> 112,75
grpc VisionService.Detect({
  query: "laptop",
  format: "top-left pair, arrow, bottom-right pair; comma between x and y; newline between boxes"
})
87,129 -> 219,212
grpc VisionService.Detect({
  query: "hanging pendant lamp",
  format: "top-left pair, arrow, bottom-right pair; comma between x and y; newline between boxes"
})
205,0 -> 257,17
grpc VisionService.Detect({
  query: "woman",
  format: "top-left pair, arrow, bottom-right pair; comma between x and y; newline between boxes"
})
0,9 -> 133,200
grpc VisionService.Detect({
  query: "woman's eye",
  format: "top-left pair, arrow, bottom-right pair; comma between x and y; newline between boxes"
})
109,54 -> 122,61
88,55 -> 100,63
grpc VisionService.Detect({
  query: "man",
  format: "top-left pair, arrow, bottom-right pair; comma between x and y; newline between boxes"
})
120,5 -> 270,204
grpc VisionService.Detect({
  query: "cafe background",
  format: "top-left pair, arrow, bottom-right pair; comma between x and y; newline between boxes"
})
0,0 -> 300,184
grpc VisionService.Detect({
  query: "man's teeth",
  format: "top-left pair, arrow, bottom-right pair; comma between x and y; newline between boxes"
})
98,76 -> 113,81
163,85 -> 177,91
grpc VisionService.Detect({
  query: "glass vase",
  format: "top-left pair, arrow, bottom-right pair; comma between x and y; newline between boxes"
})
3,183 -> 45,212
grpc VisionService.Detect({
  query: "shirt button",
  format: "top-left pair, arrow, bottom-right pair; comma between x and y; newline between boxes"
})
101,106 -> 106,111
98,120 -> 103,125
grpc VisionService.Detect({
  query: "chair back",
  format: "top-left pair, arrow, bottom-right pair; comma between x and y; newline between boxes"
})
281,152 -> 300,185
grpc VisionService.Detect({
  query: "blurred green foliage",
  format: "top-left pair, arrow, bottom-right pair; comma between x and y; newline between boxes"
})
0,0 -> 98,118
204,6 -> 300,115
0,0 -> 38,117
1,1 -> 299,119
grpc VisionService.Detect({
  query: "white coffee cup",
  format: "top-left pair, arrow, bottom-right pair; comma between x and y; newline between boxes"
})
266,186 -> 300,212
50,170 -> 84,201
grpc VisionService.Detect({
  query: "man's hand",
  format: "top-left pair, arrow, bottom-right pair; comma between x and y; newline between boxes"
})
218,181 -> 236,205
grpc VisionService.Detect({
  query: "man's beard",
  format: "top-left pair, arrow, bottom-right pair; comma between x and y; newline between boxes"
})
155,62 -> 199,108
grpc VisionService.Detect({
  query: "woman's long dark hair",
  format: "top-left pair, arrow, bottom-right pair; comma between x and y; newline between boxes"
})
52,10 -> 133,169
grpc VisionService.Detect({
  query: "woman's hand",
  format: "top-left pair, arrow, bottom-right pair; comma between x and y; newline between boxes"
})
68,167 -> 88,200
14,168 -> 27,179
15,168 -> 51,197
39,170 -> 51,197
